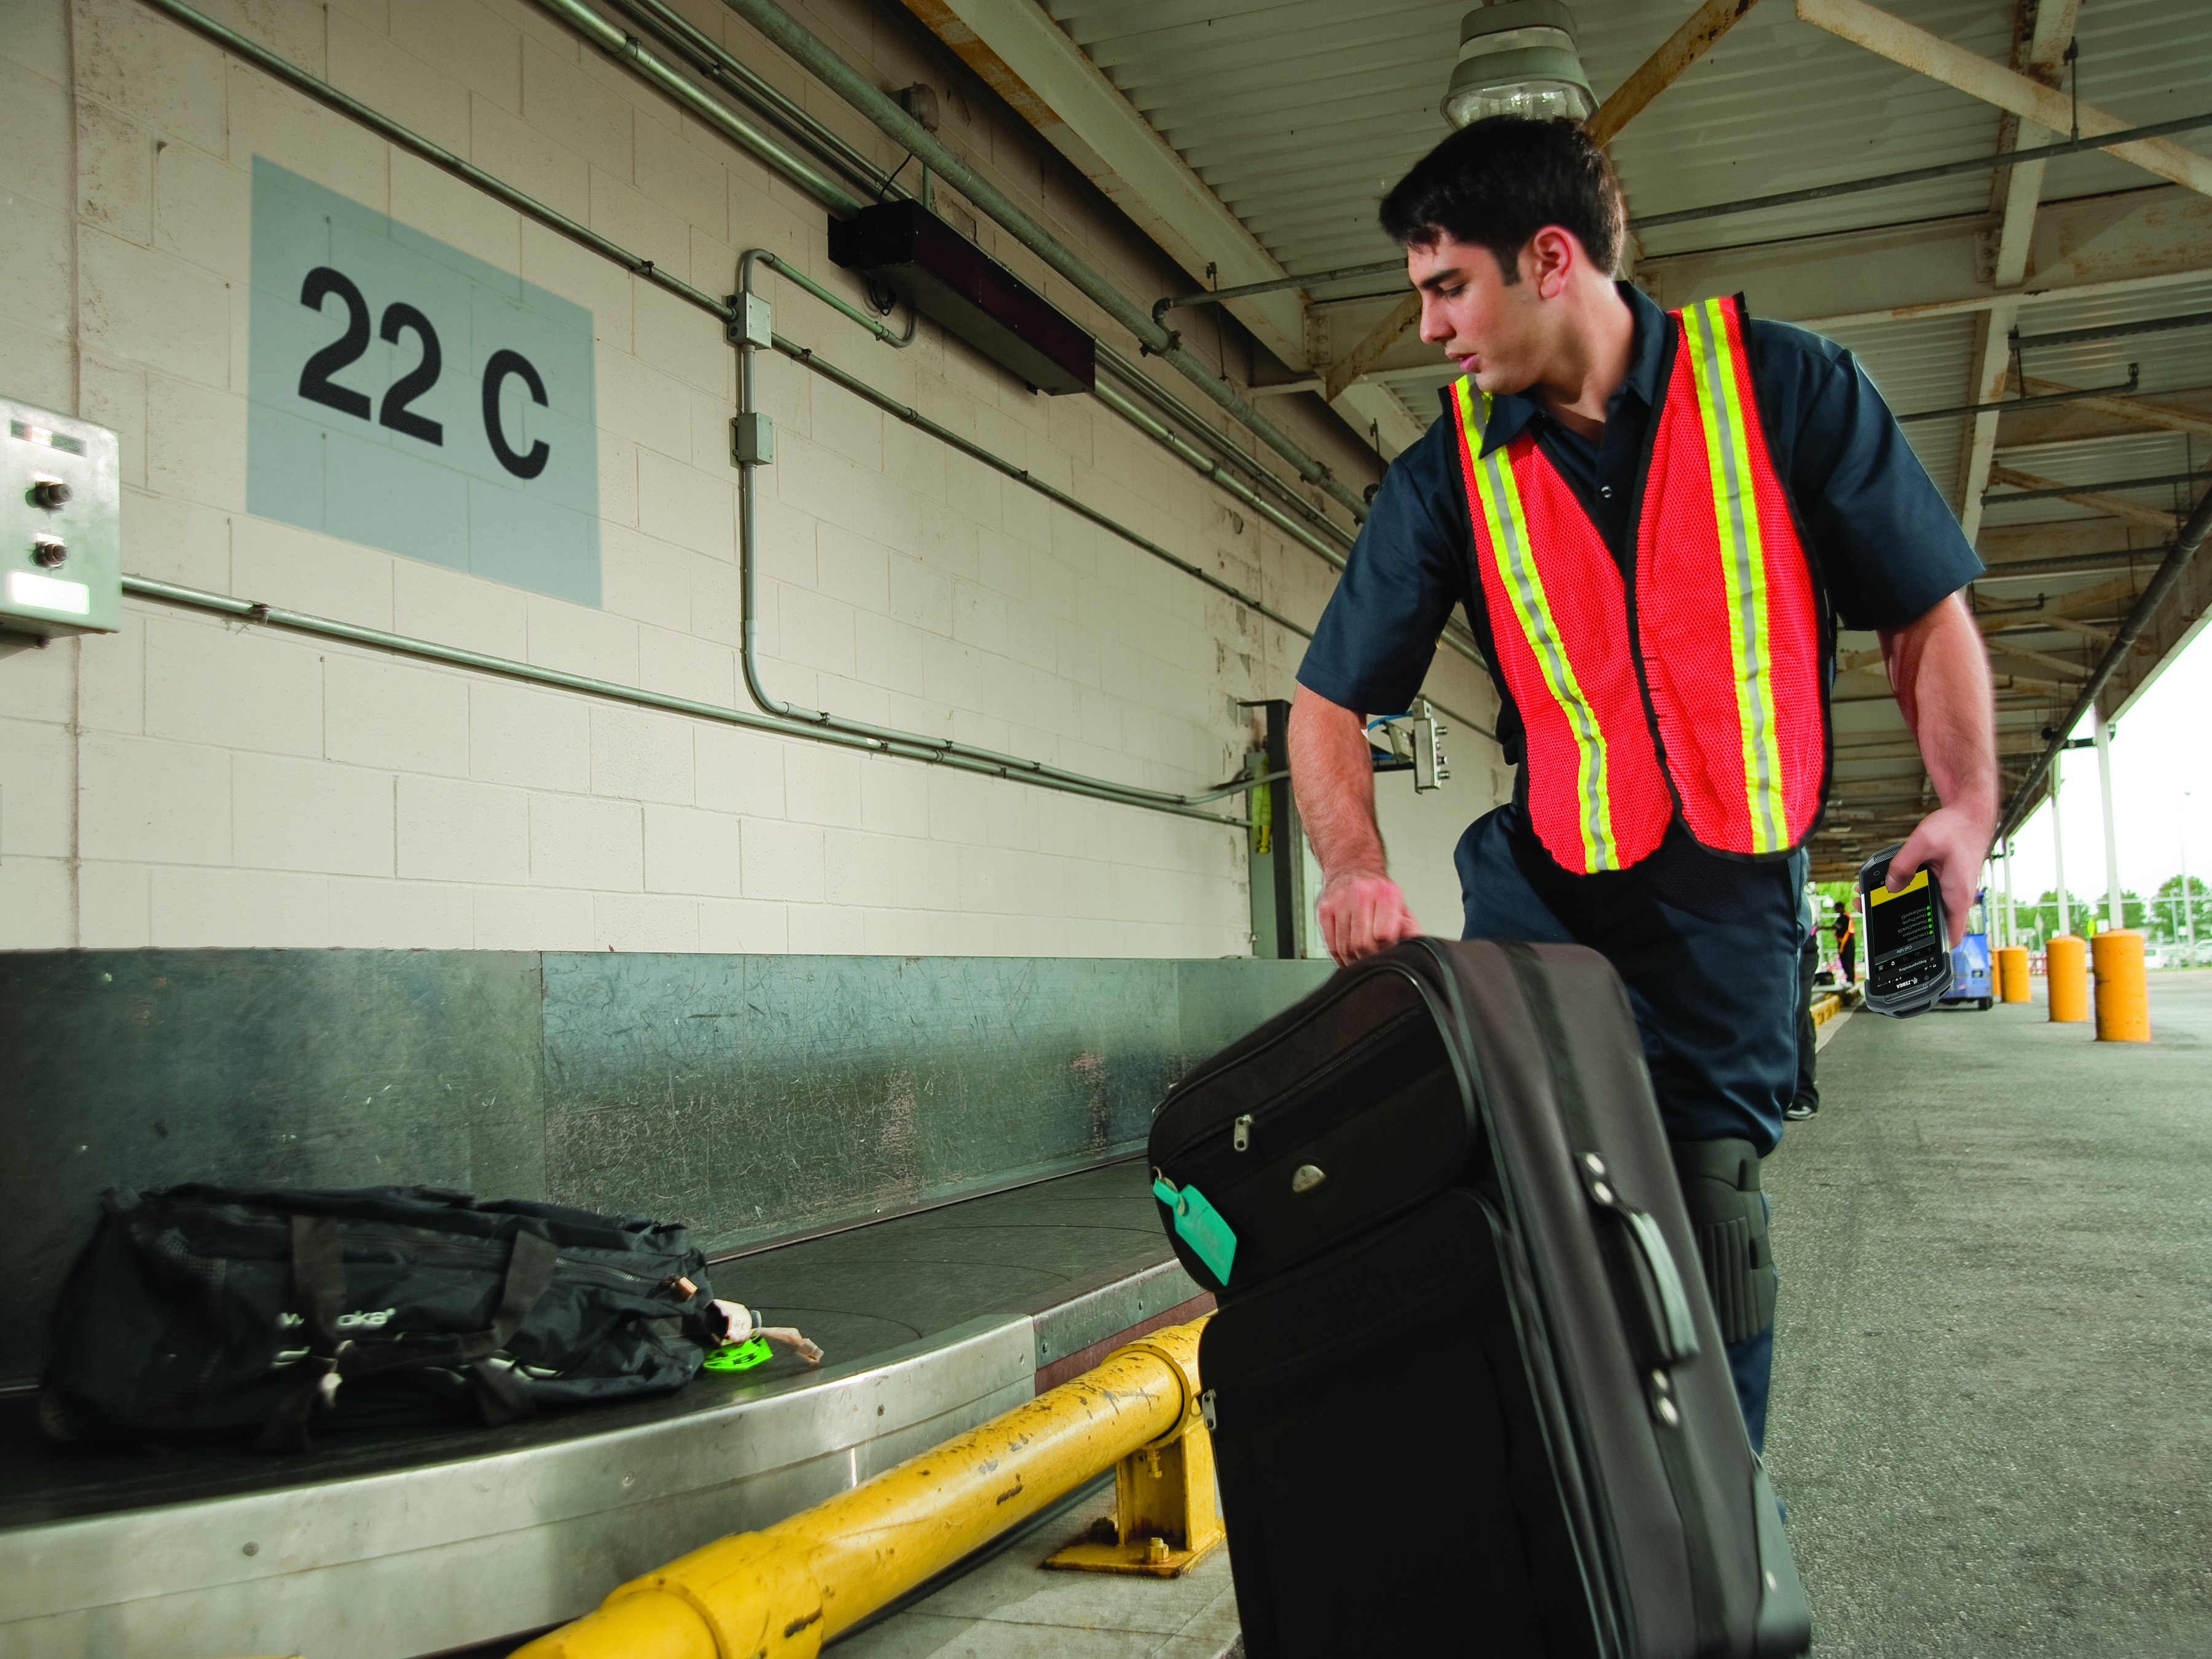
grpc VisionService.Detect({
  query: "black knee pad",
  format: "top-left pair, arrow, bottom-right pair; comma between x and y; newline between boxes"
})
1669,1137 -> 1776,1345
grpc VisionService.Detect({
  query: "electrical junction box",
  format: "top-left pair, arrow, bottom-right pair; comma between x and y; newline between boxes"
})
1368,700 -> 1451,791
3,398 -> 121,638
828,200 -> 1096,395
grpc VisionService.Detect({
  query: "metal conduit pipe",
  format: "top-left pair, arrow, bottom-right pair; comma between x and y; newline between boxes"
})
513,1320 -> 1209,1659
1996,484 -> 2212,844
524,0 -> 1369,589
538,0 -> 869,214
570,0 -> 1365,565
606,0 -> 895,202
1090,382 -> 1351,571
541,0 -> 1369,561
712,0 -> 1375,527
140,0 -> 743,323
130,0 -> 1480,810
739,256 -> 1495,754
118,576 -> 1250,822
1094,345 -> 1355,550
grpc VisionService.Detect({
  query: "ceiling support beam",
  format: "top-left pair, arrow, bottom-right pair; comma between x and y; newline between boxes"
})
1794,0 -> 2212,198
1957,0 -> 2079,542
896,0 -> 1308,366
2019,377 -> 2212,441
1429,187 -> 2212,377
1990,466 -> 2181,530
1318,0 -> 1769,405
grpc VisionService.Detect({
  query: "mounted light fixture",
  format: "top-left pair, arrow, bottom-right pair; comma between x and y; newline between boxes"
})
1443,1 -> 1596,128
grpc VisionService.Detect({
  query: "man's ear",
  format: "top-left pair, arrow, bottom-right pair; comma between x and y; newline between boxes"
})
1526,226 -> 1577,299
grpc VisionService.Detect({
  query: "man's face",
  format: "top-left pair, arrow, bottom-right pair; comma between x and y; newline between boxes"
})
1407,232 -> 1541,395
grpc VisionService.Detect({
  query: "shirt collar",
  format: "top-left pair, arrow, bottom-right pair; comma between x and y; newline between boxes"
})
1438,281 -> 1670,456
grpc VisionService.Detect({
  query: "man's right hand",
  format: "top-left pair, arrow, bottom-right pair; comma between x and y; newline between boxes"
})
1317,869 -> 1421,966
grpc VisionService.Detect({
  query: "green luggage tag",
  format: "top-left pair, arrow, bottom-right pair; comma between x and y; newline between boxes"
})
703,1335 -> 774,1373
1154,1176 -> 1237,1287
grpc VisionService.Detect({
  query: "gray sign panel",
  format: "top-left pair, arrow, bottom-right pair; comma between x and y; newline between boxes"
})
246,157 -> 600,605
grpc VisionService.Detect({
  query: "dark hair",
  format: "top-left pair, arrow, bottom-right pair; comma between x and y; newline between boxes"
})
1379,116 -> 1625,282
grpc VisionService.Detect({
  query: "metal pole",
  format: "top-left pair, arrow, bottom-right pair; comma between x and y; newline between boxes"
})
1154,257 -> 1405,321
1896,366 -> 2137,425
2053,750 -> 2071,939
2184,799 -> 2198,960
514,1321 -> 1210,1659
2004,839 -> 2016,947
2094,704 -> 2124,933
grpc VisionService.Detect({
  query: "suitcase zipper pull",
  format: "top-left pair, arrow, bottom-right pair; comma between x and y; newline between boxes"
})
1232,1114 -> 1252,1153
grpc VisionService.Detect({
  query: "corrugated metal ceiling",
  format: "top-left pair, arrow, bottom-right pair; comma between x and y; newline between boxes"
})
1045,0 -> 2212,493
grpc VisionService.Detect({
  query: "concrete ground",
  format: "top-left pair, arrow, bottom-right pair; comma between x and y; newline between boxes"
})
1765,967 -> 2212,1655
832,1479 -> 1240,1659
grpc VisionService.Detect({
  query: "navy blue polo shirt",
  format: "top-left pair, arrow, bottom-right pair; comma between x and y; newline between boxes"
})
1298,281 -> 1982,761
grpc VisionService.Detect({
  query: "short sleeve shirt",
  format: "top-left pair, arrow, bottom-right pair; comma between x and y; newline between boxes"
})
1296,282 -> 1983,769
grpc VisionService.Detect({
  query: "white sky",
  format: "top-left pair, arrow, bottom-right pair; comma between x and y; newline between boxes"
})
1998,614 -> 2212,911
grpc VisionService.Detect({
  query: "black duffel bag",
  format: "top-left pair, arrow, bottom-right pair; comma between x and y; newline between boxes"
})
41,1184 -> 726,1451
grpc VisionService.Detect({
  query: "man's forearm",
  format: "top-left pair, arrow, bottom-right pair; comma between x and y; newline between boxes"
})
1287,686 -> 1387,880
1880,592 -> 1998,826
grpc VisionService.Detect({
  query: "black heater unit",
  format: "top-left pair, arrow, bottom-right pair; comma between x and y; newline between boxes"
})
827,201 -> 1096,395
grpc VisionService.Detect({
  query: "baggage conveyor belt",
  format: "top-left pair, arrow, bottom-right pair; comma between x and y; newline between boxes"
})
0,1161 -> 1209,1659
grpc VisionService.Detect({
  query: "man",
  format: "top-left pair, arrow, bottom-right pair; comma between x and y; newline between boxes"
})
1834,900 -> 1859,987
1288,118 -> 1995,1453
1787,879 -> 1820,1122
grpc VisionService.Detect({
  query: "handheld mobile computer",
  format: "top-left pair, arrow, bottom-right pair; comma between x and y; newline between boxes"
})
1857,842 -> 1951,1018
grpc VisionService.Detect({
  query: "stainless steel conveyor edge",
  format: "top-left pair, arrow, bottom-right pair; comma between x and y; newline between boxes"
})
0,1314 -> 1046,1658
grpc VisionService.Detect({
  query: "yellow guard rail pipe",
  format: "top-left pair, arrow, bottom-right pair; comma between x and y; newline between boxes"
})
516,1319 -> 1210,1659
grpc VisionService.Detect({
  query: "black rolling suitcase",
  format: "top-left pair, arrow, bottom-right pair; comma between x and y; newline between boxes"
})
1149,938 -> 1809,1658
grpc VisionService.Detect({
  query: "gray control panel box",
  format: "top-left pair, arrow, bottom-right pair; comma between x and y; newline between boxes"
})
3,397 -> 121,638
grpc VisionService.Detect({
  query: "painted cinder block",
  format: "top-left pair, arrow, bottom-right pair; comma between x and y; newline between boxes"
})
473,881 -> 595,951
327,874 -> 477,949
150,865 -> 330,948
530,791 -> 643,890
739,817 -> 823,903
473,681 -> 597,801
635,447 -> 735,562
144,613 -> 324,758
642,802 -> 743,898
324,655 -> 471,777
396,774 -> 530,884
593,890 -> 699,952
232,751 -> 395,876
694,722 -> 786,819
0,856 -> 75,948
589,703 -> 695,805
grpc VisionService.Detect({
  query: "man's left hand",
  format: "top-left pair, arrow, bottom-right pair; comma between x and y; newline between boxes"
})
1887,804 -> 1994,947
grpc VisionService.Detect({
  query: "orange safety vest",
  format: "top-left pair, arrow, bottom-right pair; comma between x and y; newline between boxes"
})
1451,294 -> 1829,875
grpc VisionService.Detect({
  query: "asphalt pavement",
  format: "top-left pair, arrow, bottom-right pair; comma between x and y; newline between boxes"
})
1765,967 -> 2212,1655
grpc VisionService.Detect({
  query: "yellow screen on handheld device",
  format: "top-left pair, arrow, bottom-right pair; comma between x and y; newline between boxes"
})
1867,868 -> 1937,962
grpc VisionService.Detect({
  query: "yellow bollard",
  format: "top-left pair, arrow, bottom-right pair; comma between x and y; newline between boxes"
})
1996,946 -> 2031,1003
2092,929 -> 2151,1041
516,1320 -> 1210,1659
2046,936 -> 2089,1022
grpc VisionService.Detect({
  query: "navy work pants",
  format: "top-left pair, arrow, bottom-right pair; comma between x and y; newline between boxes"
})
1454,804 -> 1798,1450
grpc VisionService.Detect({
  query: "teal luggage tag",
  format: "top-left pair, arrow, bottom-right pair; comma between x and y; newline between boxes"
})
1154,1176 -> 1237,1287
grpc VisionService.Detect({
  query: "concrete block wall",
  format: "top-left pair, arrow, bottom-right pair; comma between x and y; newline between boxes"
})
0,0 -> 1502,956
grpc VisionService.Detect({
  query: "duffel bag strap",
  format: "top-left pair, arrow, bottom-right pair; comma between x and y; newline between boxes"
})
256,1225 -> 560,1451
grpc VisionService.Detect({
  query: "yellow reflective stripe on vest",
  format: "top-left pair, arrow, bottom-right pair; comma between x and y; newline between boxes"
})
1455,381 -> 1620,871
1682,298 -> 1787,853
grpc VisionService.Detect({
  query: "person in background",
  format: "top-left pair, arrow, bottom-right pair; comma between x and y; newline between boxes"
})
1787,877 -> 1821,1121
1834,901 -> 1858,987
